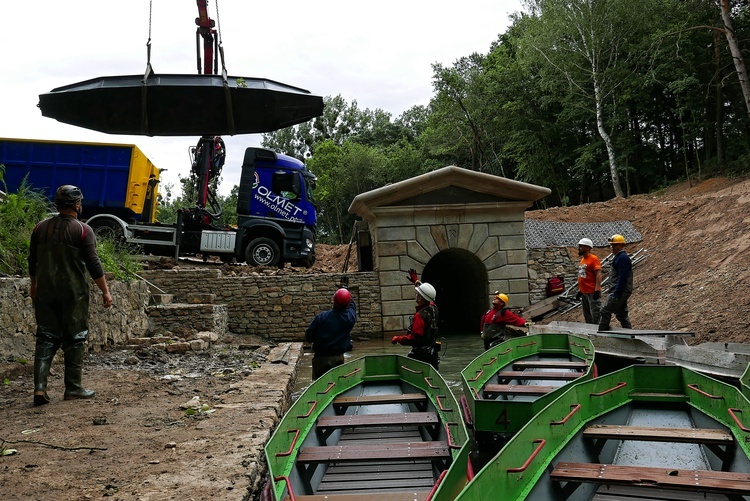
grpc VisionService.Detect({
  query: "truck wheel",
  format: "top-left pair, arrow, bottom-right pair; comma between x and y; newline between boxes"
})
90,219 -> 124,243
245,238 -> 280,267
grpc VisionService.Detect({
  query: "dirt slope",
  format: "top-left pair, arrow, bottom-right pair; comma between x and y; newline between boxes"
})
527,176 -> 750,344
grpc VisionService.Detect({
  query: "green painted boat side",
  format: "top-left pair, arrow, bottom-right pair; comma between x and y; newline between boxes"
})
741,361 -> 750,400
264,355 -> 471,500
447,364 -> 750,501
461,333 -> 595,436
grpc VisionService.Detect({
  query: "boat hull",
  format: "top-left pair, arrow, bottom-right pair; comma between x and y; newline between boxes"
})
264,355 -> 471,500
450,364 -> 750,500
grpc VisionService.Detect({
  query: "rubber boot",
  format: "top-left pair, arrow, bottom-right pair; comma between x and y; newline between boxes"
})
33,341 -> 56,406
63,345 -> 95,400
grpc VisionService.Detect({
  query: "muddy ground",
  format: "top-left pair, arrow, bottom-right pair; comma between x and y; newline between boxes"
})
2,175 -> 750,499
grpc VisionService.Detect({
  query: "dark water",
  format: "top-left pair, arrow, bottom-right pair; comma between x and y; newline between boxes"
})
293,333 -> 486,400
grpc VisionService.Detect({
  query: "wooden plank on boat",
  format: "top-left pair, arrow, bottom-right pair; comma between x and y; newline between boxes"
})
332,393 -> 427,407
483,384 -> 557,396
513,360 -> 588,370
592,484 -> 729,500
317,412 -> 438,429
291,492 -> 431,500
551,462 -> 750,495
497,370 -> 583,381
583,425 -> 734,445
298,441 -> 450,464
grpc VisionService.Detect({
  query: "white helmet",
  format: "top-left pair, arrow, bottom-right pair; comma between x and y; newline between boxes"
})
415,282 -> 437,302
578,238 -> 594,248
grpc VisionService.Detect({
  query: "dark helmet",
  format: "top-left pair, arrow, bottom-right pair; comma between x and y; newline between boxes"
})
333,288 -> 351,309
55,185 -> 83,206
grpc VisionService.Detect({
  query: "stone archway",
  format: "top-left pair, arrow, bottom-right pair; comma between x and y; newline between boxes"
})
422,248 -> 487,335
348,166 -> 551,337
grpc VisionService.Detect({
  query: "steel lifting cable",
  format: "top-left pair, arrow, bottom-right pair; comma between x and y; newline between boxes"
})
141,0 -> 155,134
213,0 -> 235,134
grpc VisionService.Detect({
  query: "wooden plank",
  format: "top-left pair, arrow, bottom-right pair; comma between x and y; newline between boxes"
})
299,441 -> 450,464
291,492 -> 431,501
333,393 -> 427,407
318,412 -> 438,430
583,425 -> 734,445
551,462 -> 750,494
483,384 -> 557,396
513,360 -> 588,370
592,484 -> 729,500
496,370 -> 583,381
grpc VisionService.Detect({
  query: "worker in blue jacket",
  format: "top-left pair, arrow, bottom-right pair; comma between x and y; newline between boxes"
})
305,288 -> 357,379
598,234 -> 634,331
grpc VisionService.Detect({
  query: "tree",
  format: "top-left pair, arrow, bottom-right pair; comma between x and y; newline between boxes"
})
522,0 -> 656,198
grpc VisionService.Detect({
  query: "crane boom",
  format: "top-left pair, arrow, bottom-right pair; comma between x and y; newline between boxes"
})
195,0 -> 217,75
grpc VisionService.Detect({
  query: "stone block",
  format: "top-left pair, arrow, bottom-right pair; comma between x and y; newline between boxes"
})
475,237 -> 499,262
128,337 -> 153,346
382,315 -> 406,333
380,286 -> 403,301
405,241 -> 431,264
376,226 -> 416,242
415,227 -> 440,255
508,279 -> 530,294
377,241 -> 407,257
457,224 -> 473,249
165,342 -> 191,353
507,249 -> 528,264
437,208 -> 465,224
430,226 -> 449,251
488,264 -> 529,280
381,300 -> 416,317
488,280 -> 510,296
377,213 -> 415,227
379,271 -> 408,287
189,339 -> 207,351
489,221 -> 525,236
468,224 -> 489,253
412,208 -> 438,226
150,294 -> 173,305
400,254 -> 425,272
446,224 -> 459,248
379,256 -> 400,271
498,235 -> 527,251
483,251 -> 508,271
187,293 -> 216,304
197,331 -> 219,343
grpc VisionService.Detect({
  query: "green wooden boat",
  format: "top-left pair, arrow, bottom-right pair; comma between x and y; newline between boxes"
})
461,333 -> 595,455
443,364 -> 750,500
264,355 -> 471,500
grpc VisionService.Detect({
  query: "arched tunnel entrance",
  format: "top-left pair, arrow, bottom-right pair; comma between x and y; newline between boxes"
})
422,249 -> 488,336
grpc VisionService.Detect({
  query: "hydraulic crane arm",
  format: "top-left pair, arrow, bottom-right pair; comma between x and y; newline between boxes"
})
195,0 -> 217,75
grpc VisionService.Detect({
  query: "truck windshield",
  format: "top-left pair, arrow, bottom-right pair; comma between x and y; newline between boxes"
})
304,176 -> 316,204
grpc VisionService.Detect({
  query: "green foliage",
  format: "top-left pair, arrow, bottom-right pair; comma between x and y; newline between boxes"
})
0,168 -> 54,276
96,237 -> 142,282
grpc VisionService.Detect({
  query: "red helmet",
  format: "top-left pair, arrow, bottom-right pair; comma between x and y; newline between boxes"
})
333,288 -> 351,308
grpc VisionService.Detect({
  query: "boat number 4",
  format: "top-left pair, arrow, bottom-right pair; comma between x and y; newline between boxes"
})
495,407 -> 510,429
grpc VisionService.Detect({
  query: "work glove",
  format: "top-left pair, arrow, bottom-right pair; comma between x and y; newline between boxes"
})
406,269 -> 419,284
524,321 -> 534,328
575,291 -> 583,300
593,290 -> 601,300
391,336 -> 404,345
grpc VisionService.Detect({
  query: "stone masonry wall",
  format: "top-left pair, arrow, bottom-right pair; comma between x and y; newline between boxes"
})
137,270 -> 382,341
0,277 -> 151,361
528,247 -> 578,304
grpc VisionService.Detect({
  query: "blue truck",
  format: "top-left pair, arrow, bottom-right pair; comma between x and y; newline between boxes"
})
0,137 -> 317,267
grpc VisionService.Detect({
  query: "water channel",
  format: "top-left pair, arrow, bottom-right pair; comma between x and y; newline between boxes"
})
292,333 -> 486,400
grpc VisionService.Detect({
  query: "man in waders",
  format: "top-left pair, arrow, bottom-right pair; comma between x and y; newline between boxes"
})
29,185 -> 113,405
480,292 -> 531,350
305,288 -> 357,380
392,269 -> 441,370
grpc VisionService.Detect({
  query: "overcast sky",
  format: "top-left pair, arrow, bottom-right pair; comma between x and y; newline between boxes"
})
1,1 -> 522,196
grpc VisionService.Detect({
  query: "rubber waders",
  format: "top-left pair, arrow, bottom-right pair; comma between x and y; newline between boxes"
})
63,345 -> 95,400
33,341 -> 56,406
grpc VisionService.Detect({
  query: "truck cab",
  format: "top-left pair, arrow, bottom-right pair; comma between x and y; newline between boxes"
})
235,147 -> 317,267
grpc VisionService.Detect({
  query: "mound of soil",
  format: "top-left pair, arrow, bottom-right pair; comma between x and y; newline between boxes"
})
529,176 -> 750,344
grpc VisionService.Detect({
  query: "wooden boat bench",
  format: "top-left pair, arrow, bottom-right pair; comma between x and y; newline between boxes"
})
332,393 -> 428,413
483,384 -> 558,397
496,370 -> 583,381
513,360 -> 588,370
298,440 -> 450,466
583,424 -> 736,468
316,412 -> 439,441
550,462 -> 750,499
